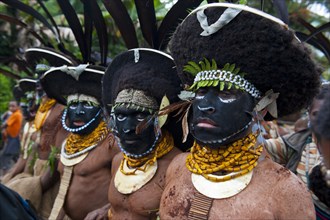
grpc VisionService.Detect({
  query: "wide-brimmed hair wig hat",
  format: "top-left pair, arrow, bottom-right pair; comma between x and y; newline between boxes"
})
25,47 -> 78,69
18,78 -> 37,93
102,48 -> 182,113
40,65 -> 105,105
169,3 -> 320,120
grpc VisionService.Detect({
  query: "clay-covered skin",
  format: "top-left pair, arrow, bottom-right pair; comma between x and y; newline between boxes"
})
37,103 -> 65,160
108,147 -> 181,220
160,153 -> 315,219
58,134 -> 120,220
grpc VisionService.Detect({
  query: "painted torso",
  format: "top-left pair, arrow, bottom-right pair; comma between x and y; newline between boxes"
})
108,147 -> 181,220
37,103 -> 65,160
160,153 -> 315,219
58,134 -> 119,220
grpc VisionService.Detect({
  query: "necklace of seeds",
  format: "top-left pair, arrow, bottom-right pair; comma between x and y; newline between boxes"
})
65,121 -> 108,155
34,98 -> 56,130
186,133 -> 263,182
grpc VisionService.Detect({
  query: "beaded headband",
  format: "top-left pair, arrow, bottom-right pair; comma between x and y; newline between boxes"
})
113,89 -> 159,112
185,59 -> 261,99
67,94 -> 100,106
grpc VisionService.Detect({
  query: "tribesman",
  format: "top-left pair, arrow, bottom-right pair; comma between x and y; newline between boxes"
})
159,3 -> 320,219
100,48 -> 183,219
4,48 -> 73,218
41,64 -> 119,220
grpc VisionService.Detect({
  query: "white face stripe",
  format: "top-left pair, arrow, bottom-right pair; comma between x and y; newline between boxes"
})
219,97 -> 236,103
67,94 -> 99,106
195,94 -> 236,103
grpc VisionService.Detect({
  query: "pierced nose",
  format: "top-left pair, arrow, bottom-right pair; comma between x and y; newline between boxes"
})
198,105 -> 215,114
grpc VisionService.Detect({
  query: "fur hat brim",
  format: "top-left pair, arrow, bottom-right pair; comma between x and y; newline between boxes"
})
40,65 -> 105,105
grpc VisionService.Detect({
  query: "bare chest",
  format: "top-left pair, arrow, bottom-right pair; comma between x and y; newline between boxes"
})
109,165 -> 168,218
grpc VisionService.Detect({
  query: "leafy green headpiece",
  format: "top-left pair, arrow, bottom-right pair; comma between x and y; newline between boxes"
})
184,58 -> 261,98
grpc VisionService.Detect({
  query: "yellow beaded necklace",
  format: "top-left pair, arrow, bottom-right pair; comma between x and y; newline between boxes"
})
65,121 -> 108,155
34,98 -> 57,131
186,133 -> 263,182
120,130 -> 174,175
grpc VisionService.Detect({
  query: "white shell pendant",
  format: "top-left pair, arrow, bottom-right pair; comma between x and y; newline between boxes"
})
191,171 -> 253,199
114,159 -> 158,194
60,153 -> 88,166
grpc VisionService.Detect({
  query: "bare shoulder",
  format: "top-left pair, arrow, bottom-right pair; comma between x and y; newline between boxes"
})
254,158 -> 315,219
111,152 -> 123,175
165,152 -> 189,183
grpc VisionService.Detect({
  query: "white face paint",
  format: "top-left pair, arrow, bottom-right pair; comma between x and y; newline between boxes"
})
219,97 -> 236,103
195,87 -> 238,103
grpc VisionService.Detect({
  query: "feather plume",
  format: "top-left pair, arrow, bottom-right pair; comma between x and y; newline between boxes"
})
102,0 -> 139,49
36,0 -> 62,42
57,0 -> 87,62
134,0 -> 158,48
90,0 -> 108,66
136,115 -> 156,135
158,0 -> 203,50
83,0 -> 93,63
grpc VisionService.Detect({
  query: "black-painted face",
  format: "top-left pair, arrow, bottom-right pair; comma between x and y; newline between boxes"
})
113,106 -> 157,156
190,87 -> 255,148
23,92 -> 38,121
66,101 -> 101,135
36,80 -> 45,103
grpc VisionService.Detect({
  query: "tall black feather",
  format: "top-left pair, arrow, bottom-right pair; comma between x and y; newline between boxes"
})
0,56 -> 33,76
273,0 -> 289,24
83,0 -> 93,63
36,0 -> 62,42
158,0 -> 203,50
103,0 -> 139,49
134,0 -> 158,48
0,68 -> 21,80
57,0 -> 87,63
296,32 -> 330,63
90,0 -> 108,66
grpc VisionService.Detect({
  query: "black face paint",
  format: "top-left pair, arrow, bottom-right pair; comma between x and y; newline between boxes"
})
25,92 -> 38,120
66,101 -> 101,135
113,106 -> 156,156
190,87 -> 255,148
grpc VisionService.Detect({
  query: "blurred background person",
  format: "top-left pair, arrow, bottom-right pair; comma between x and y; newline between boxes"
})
0,100 -> 23,174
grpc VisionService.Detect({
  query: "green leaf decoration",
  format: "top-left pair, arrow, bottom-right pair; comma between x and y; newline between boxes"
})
184,58 -> 246,93
229,64 -> 235,73
220,82 -> 225,91
223,63 -> 230,70
189,82 -> 197,90
211,59 -> 217,70
183,65 -> 199,76
233,67 -> 240,75
204,58 -> 211,70
47,146 -> 59,175
201,81 -> 208,87
188,61 -> 202,72
227,82 -> 233,90
199,60 -> 206,70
